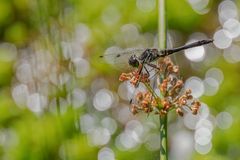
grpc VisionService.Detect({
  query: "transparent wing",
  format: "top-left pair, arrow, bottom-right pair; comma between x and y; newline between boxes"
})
100,47 -> 146,70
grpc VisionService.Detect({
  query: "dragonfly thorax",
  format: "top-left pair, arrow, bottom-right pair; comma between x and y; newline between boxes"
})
128,49 -> 160,67
138,49 -> 159,63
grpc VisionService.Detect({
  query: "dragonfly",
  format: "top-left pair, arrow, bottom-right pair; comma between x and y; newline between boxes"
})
101,39 -> 213,74
101,39 -> 213,104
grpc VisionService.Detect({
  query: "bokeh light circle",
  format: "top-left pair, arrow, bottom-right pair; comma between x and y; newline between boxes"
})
203,77 -> 219,96
205,67 -> 224,84
185,76 -> 204,98
218,0 -> 238,24
170,131 -> 194,160
196,119 -> 214,132
101,117 -> 118,135
188,0 -> 210,15
93,89 -> 113,111
27,93 -> 47,114
88,127 -> 111,146
223,44 -> 240,63
184,39 -> 205,62
16,63 -> 33,83
80,114 -> 96,134
125,120 -> 144,143
72,58 -> 90,78
119,132 -> 139,150
213,29 -> 232,49
198,103 -> 210,119
195,142 -> 212,155
67,88 -> 87,108
184,113 -> 199,130
12,84 -> 29,107
194,127 -> 212,145
223,18 -> 240,39
118,81 -> 135,101
98,147 -> 115,160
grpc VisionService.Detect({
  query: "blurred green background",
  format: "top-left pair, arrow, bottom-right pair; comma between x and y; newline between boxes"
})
0,0 -> 239,160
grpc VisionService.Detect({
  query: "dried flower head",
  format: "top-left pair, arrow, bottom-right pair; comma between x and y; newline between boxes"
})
191,100 -> 201,115
129,91 -> 158,114
119,57 -> 201,116
119,70 -> 149,87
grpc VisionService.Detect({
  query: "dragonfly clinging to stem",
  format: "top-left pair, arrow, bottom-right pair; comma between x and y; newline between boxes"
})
101,39 -> 213,70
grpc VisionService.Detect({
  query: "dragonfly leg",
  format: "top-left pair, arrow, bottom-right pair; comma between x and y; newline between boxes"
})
149,70 -> 160,80
146,62 -> 159,70
129,63 -> 144,104
135,63 -> 144,88
143,65 -> 150,77
144,62 -> 161,79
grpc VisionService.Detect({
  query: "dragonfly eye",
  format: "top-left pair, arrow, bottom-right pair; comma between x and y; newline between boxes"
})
128,55 -> 139,67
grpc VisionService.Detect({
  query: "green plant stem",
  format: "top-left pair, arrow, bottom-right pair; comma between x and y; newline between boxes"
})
159,114 -> 168,160
158,0 -> 168,160
158,0 -> 167,50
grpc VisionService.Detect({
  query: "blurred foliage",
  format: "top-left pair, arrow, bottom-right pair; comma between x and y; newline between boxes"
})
0,0 -> 239,160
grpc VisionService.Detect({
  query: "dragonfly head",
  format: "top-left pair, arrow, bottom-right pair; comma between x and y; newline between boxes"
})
128,55 -> 139,68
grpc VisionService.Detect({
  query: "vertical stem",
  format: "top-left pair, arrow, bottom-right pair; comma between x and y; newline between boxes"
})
159,114 -> 168,160
158,0 -> 167,50
158,0 -> 168,160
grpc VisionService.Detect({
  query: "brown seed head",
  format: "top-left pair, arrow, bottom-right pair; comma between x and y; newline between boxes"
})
136,92 -> 143,102
151,99 -> 158,107
185,89 -> 192,95
119,70 -> 150,87
164,57 -> 173,66
178,96 -> 188,106
172,66 -> 179,73
191,100 -> 201,115
160,79 -> 168,94
119,72 -> 132,81
130,104 -> 138,115
161,99 -> 171,110
176,108 -> 184,117
175,80 -> 183,88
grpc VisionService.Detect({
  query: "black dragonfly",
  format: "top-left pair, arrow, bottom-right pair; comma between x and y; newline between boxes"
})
101,39 -> 213,104
101,39 -> 213,75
